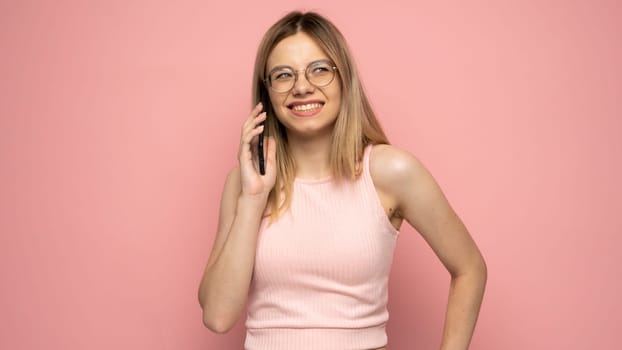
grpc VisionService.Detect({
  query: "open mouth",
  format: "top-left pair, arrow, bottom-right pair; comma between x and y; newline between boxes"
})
287,101 -> 325,116
288,102 -> 324,112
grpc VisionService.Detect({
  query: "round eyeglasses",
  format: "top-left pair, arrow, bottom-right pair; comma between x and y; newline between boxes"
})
265,60 -> 338,93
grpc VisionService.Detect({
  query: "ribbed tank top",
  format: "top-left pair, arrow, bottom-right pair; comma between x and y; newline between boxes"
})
244,144 -> 400,350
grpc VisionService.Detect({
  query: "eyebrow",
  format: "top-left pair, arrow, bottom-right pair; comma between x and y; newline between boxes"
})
268,65 -> 292,72
267,59 -> 333,73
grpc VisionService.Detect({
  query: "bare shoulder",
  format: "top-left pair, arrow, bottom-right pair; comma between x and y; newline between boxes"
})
369,143 -> 444,216
369,144 -> 428,191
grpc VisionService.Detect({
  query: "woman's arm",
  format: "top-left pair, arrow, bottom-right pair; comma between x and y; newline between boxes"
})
371,145 -> 487,350
198,104 -> 276,333
198,167 -> 267,333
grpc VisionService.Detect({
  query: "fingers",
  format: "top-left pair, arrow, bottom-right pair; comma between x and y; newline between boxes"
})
243,102 -> 264,131
241,113 -> 266,146
239,103 -> 268,164
242,103 -> 266,138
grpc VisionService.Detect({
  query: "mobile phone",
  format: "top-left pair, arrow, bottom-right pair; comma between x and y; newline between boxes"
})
258,124 -> 265,175
257,90 -> 268,175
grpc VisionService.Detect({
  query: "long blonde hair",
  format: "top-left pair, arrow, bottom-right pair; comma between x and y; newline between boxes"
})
252,11 -> 389,220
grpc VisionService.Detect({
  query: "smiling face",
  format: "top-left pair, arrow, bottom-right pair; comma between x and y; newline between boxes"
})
265,32 -> 342,139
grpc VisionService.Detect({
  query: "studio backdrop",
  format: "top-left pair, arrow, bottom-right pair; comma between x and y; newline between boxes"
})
1,1 -> 620,349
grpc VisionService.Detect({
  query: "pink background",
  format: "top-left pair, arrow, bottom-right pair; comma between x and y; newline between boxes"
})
1,0 -> 621,349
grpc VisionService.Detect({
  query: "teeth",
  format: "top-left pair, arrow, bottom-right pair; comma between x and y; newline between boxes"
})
292,103 -> 322,111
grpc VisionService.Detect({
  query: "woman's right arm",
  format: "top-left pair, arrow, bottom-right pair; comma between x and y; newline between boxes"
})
197,103 -> 276,333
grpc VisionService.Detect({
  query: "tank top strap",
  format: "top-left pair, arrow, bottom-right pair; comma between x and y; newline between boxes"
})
362,143 -> 374,180
359,143 -> 378,202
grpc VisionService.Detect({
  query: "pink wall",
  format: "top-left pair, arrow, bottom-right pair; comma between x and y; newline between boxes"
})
1,0 -> 620,349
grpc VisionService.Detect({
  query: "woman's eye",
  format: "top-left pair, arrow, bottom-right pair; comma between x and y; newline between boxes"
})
310,66 -> 332,76
274,72 -> 293,80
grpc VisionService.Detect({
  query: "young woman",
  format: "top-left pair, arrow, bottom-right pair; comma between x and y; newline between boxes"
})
198,11 -> 487,350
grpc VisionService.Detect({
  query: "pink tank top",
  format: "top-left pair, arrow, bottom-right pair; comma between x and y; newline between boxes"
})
245,144 -> 399,350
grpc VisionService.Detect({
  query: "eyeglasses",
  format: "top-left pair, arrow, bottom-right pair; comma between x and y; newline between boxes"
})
265,60 -> 338,93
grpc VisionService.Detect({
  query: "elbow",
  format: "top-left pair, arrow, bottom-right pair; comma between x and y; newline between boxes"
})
198,286 -> 233,333
478,255 -> 488,280
202,311 -> 236,334
469,255 -> 488,281
203,317 -> 233,334
472,257 -> 488,288
451,255 -> 488,281
198,288 -> 240,333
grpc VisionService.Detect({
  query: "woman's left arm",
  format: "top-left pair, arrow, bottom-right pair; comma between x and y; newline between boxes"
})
372,145 -> 487,350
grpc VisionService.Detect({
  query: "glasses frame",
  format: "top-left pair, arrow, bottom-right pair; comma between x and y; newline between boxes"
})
264,60 -> 338,93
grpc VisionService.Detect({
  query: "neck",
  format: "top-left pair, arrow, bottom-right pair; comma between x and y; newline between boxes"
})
287,132 -> 333,180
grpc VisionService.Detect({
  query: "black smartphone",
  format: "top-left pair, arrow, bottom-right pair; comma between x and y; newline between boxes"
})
257,90 -> 268,175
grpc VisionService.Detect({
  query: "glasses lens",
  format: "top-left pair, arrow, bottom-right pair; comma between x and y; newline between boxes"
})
269,68 -> 295,93
267,61 -> 336,92
307,62 -> 335,87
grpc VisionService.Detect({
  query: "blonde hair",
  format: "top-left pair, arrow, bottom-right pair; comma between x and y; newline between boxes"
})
252,11 -> 389,220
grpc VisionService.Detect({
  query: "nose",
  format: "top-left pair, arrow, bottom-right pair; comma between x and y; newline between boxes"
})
291,69 -> 314,95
